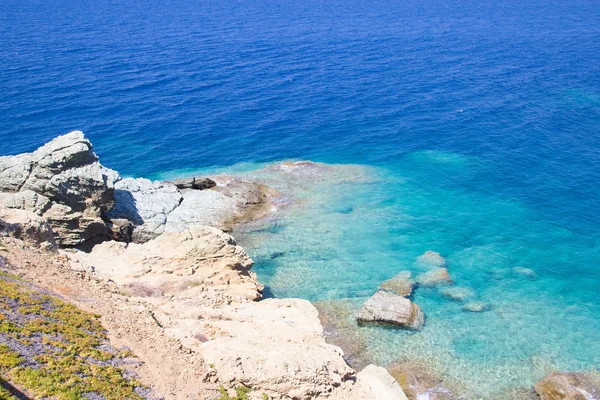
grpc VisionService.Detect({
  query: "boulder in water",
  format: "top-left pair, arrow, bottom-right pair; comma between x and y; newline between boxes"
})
356,291 -> 425,330
379,271 -> 414,297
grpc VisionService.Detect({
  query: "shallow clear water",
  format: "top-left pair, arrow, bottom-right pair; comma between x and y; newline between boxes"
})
1,0 -> 599,397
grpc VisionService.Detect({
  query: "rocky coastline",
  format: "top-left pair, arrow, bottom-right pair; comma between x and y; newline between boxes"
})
1,132 -> 598,400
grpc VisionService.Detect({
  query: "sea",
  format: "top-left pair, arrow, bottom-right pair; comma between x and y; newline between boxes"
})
1,0 -> 599,398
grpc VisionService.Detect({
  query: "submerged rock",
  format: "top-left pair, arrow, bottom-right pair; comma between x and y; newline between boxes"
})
387,362 -> 459,400
462,301 -> 491,313
314,299 -> 371,370
379,271 -> 414,297
356,291 -> 425,330
417,267 -> 453,287
0,131 -> 119,247
513,266 -> 537,279
439,286 -> 476,303
416,250 -> 447,269
534,371 -> 600,400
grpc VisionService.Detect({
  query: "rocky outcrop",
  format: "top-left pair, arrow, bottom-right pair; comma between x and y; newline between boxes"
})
0,206 -> 56,249
379,271 -> 414,297
203,298 -> 355,399
330,365 -> 409,400
66,225 -> 410,400
534,372 -> 600,400
107,178 -> 183,243
0,131 -> 119,247
357,291 -> 425,330
67,225 -> 261,303
107,175 -> 274,243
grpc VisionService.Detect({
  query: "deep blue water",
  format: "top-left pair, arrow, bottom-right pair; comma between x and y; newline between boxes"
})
1,0 -> 600,397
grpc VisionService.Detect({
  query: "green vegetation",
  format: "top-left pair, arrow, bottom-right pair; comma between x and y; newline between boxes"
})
0,270 -> 145,400
216,384 -> 269,400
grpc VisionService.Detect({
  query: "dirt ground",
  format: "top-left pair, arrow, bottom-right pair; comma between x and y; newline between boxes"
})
0,237 -> 216,400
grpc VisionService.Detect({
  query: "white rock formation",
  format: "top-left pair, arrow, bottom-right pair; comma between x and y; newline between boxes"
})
107,177 -> 183,243
0,131 -> 119,246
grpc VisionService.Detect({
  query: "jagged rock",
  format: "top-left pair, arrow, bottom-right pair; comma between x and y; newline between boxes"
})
0,131 -> 119,247
169,177 -> 216,190
417,268 -> 453,287
462,301 -> 490,313
379,271 -> 414,297
439,287 -> 476,303
106,218 -> 133,242
0,207 -> 56,249
534,372 -> 600,400
356,291 -> 425,330
330,365 -> 409,400
387,362 -> 458,400
416,251 -> 447,268
107,178 -> 183,243
513,266 -> 537,279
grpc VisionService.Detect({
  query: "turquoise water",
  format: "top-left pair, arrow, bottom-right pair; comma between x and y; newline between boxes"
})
2,0 -> 600,397
160,153 -> 600,398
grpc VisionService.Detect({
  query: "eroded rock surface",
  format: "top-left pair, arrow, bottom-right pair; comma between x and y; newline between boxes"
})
0,206 -> 56,249
330,365 -> 409,400
107,178 -> 183,243
0,131 -> 119,247
357,291 -> 425,330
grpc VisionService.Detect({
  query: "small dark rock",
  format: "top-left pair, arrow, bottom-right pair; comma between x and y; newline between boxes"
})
170,177 -> 217,191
